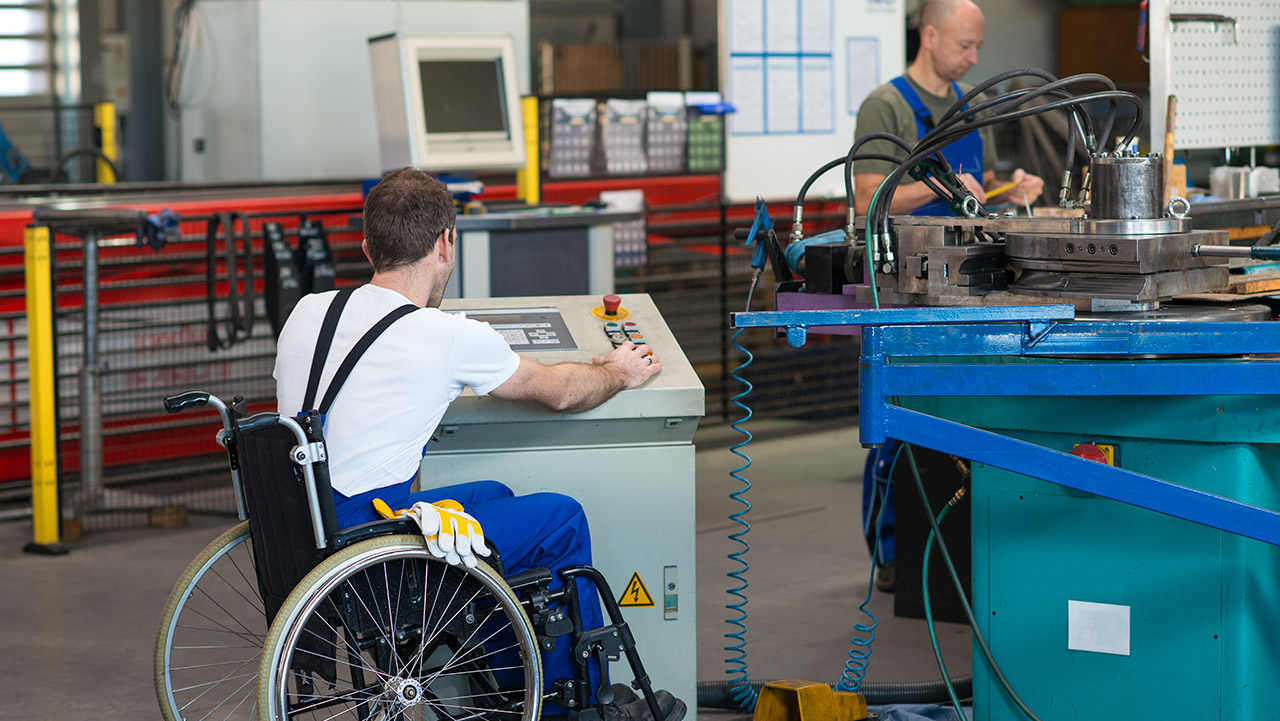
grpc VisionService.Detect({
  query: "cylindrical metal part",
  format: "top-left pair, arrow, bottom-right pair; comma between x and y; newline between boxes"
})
1090,153 -> 1164,220
80,231 -> 103,505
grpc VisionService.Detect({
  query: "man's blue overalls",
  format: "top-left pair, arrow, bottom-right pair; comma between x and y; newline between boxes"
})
862,76 -> 985,568
307,288 -> 604,713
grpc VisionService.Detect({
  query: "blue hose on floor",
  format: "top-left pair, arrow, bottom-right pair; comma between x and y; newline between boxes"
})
834,442 -> 902,691
724,325 -> 759,711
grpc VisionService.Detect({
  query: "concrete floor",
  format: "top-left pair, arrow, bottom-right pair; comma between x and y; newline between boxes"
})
0,417 -> 971,721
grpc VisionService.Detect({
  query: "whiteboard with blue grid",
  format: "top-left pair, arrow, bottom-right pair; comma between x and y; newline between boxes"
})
720,0 -> 904,202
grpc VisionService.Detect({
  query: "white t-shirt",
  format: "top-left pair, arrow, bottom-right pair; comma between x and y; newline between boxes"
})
274,285 -> 520,497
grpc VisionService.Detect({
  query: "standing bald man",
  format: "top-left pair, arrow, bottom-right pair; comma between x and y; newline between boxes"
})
854,0 -> 1044,216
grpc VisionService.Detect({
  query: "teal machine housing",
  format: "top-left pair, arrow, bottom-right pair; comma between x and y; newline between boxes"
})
912,393 -> 1280,721
731,305 -> 1280,721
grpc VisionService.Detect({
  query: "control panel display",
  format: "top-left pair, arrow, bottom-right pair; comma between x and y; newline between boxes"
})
455,307 -> 577,351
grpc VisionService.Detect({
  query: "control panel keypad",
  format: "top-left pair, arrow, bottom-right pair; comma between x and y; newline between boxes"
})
604,319 -> 652,356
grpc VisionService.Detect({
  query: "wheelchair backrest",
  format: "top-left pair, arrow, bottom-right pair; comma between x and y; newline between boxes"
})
235,410 -> 340,624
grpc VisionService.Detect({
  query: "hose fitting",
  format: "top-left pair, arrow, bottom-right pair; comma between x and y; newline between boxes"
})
791,205 -> 804,244
1058,170 -> 1072,208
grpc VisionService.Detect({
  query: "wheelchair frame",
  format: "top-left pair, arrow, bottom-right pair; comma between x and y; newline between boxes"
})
154,391 -> 667,721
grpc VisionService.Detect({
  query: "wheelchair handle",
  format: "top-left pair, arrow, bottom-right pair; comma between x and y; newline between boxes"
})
164,390 -> 211,414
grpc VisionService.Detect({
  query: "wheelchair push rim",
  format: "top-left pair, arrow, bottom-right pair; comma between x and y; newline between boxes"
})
257,534 -> 543,721
155,520 -> 264,721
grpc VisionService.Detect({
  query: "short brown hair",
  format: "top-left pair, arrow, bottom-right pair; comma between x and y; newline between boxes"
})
362,167 -> 456,273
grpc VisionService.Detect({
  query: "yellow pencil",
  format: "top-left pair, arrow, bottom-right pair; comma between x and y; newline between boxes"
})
984,179 -> 1022,200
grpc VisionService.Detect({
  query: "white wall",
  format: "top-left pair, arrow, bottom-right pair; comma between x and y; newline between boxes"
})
174,0 -> 531,182
972,0 -> 1060,80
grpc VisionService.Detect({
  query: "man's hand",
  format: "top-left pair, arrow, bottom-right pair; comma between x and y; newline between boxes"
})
490,341 -> 661,414
592,341 -> 661,390
958,172 -> 985,199
989,168 -> 1045,206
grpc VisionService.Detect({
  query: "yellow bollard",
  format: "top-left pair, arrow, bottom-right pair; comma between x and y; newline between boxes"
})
23,226 -> 67,554
94,102 -> 119,184
515,96 -> 541,205
752,680 -> 868,721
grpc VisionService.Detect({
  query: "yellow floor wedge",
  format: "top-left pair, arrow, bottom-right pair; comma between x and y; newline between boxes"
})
752,680 -> 868,721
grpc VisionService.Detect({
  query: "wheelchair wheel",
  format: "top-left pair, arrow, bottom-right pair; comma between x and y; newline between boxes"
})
258,534 -> 542,721
155,521 -> 265,721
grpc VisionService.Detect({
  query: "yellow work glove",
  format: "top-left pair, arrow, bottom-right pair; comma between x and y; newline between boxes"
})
372,497 -> 491,568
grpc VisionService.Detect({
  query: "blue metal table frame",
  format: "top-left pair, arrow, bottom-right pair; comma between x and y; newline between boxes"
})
731,305 -> 1280,547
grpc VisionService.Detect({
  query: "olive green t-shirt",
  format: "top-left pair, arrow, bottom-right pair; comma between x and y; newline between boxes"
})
853,73 -> 998,178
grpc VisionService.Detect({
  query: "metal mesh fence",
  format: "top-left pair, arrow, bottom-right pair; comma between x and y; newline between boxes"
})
46,208 -> 368,534
16,194 -> 856,536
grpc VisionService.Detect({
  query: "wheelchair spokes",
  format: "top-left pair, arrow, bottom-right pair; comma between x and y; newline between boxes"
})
156,521 -> 265,721
260,537 -> 541,721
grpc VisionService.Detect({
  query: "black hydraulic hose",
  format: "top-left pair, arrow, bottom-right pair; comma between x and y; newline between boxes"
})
935,84 -> 1140,160
795,152 -> 909,209
696,676 -> 974,708
941,74 -> 1125,155
51,147 -> 121,184
876,89 -> 1143,239
937,69 -> 1105,155
845,133 -> 929,210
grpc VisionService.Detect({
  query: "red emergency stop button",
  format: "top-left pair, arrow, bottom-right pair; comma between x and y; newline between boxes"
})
1071,443 -> 1111,465
603,295 -> 622,316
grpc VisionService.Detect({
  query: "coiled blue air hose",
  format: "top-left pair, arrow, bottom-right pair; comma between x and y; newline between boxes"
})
724,324 -> 758,711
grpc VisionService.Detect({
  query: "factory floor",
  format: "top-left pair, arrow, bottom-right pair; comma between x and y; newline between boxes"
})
0,416 -> 971,721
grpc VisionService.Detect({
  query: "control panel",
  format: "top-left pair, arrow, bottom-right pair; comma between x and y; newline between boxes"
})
454,307 -> 577,351
423,293 -> 703,718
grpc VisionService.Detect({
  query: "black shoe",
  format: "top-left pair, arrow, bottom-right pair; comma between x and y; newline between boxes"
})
599,689 -> 687,721
875,560 -> 896,593
606,683 -> 638,705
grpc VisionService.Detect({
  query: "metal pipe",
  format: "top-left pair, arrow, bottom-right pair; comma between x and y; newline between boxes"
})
79,230 -> 104,507
1193,244 -> 1280,260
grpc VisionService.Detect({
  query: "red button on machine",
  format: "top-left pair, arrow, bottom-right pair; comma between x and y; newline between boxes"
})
603,295 -> 622,316
1071,443 -> 1110,465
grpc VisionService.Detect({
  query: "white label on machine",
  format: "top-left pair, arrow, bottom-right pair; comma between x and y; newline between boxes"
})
1067,600 -> 1130,656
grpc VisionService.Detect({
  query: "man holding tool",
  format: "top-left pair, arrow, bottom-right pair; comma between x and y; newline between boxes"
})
853,0 -> 1045,217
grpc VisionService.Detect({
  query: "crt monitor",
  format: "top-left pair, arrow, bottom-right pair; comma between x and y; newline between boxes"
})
369,34 -> 526,173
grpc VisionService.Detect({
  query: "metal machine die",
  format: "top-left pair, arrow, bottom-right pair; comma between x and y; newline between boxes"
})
853,152 -> 1235,310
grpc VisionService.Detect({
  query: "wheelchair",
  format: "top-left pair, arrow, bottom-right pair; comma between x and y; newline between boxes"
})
154,391 -> 667,721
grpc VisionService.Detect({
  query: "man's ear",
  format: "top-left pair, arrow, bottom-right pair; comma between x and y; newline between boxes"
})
919,24 -> 938,50
436,230 -> 452,262
361,238 -> 372,263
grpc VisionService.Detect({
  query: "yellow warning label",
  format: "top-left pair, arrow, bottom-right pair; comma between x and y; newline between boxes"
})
618,572 -> 655,607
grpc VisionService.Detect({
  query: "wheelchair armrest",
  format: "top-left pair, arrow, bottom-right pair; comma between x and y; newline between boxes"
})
331,517 -> 421,549
236,411 -> 282,435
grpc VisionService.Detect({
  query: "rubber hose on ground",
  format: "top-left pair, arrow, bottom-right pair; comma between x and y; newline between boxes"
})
696,676 -> 973,709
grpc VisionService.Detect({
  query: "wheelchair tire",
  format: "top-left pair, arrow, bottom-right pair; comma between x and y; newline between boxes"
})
257,534 -> 542,721
155,521 -> 265,721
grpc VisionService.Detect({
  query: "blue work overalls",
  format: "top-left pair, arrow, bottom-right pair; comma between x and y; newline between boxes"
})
860,78 -> 986,566
889,75 -> 985,217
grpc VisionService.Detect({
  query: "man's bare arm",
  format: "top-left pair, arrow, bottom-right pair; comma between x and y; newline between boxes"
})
488,341 -> 661,414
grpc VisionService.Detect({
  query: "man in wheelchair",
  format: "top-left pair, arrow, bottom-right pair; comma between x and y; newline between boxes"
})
270,167 -> 683,721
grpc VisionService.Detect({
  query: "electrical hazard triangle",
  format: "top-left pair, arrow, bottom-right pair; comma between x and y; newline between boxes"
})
617,572 -> 655,607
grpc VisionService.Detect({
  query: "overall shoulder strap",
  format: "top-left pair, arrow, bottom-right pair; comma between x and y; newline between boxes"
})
890,75 -> 934,132
316,303 -> 419,415
302,288 -> 355,411
951,82 -> 972,114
